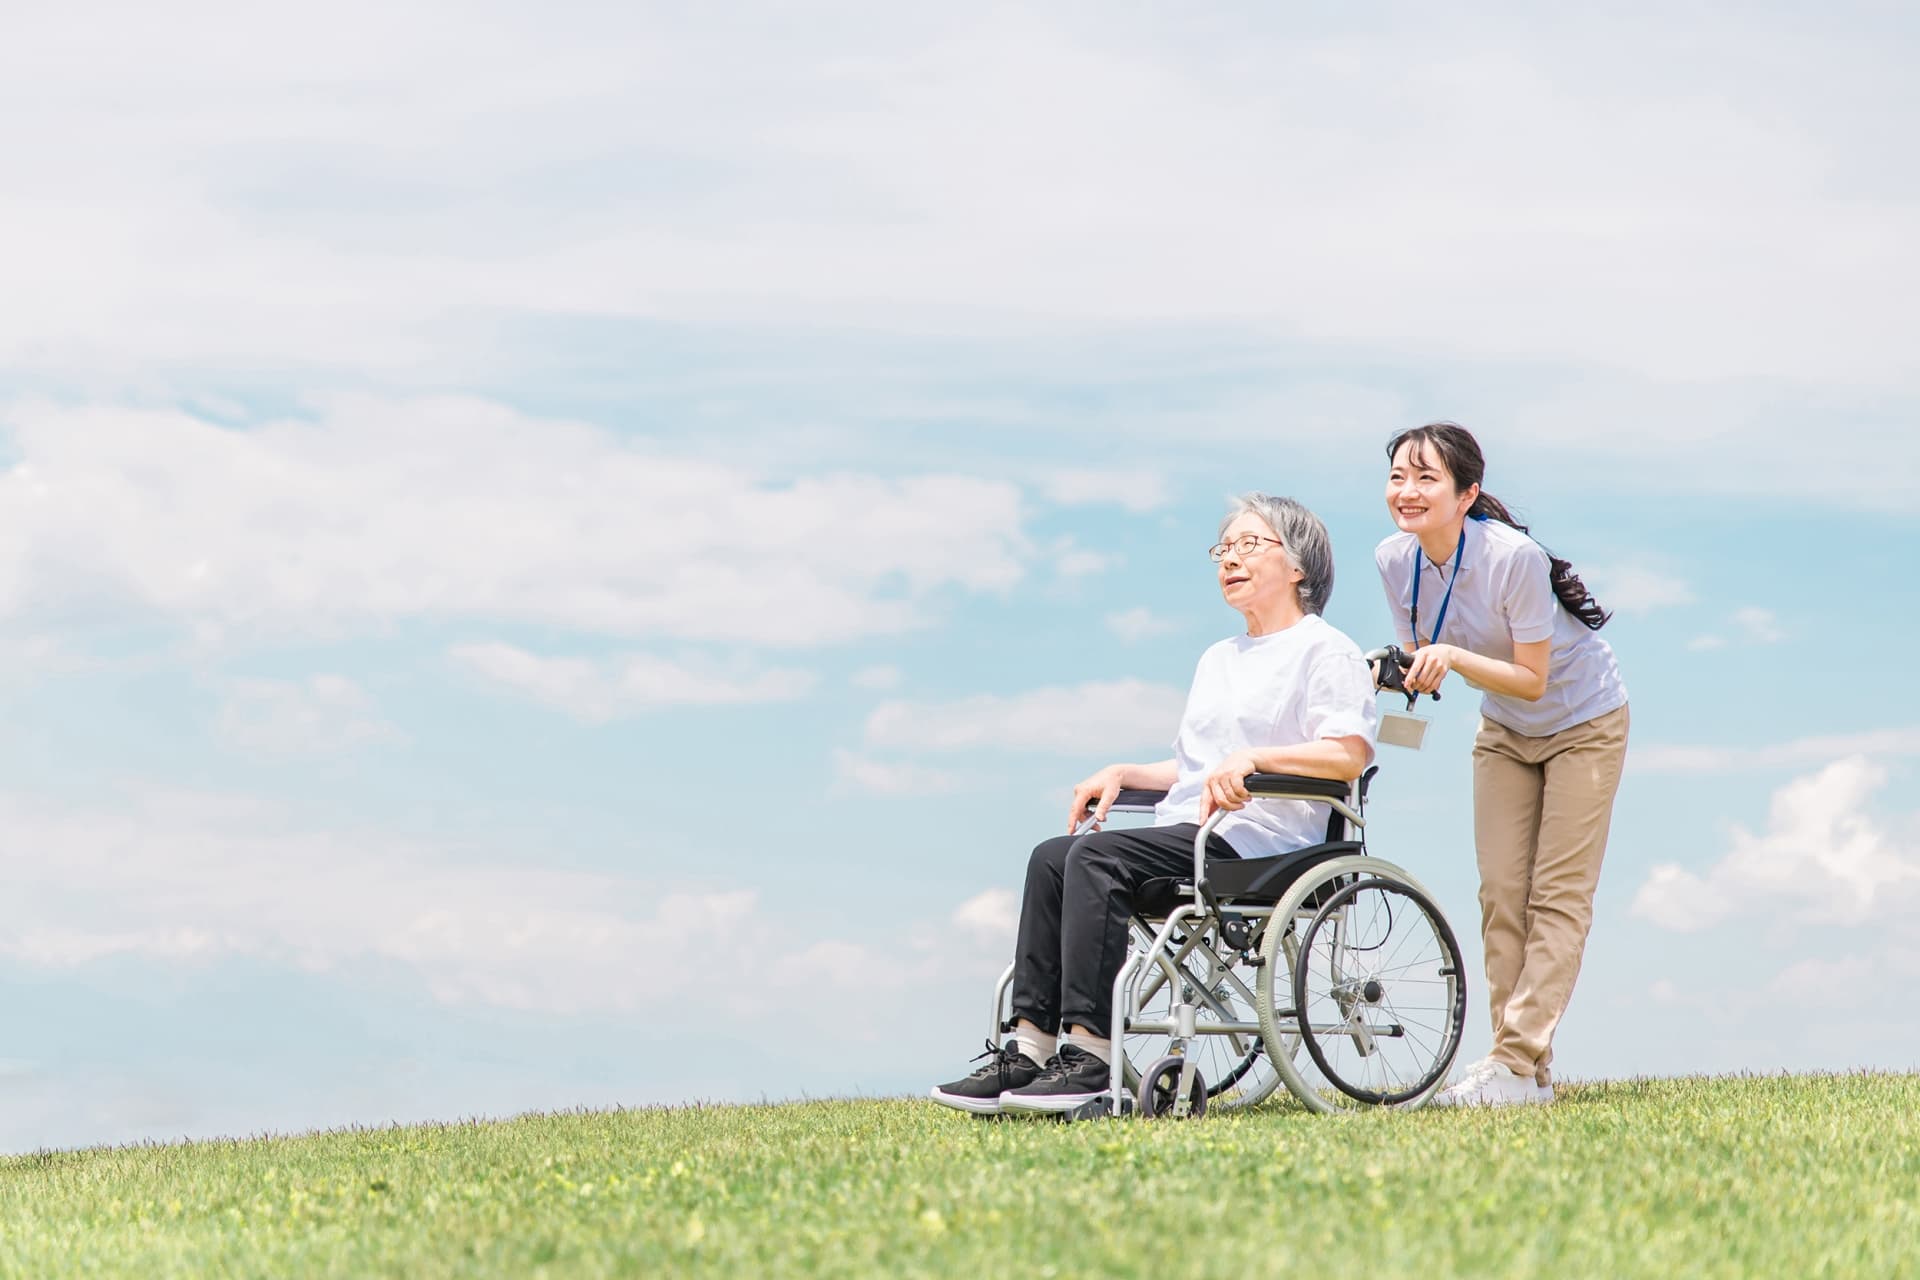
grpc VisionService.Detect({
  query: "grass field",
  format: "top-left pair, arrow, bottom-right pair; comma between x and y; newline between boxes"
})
2,1073 -> 1915,1278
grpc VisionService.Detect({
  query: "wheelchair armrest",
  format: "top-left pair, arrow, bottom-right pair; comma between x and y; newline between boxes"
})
1081,788 -> 1167,818
1245,773 -> 1353,801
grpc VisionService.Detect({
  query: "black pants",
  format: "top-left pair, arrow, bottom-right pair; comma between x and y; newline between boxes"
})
1009,823 -> 1240,1039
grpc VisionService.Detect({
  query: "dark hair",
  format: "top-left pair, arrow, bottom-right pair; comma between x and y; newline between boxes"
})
1386,422 -> 1611,631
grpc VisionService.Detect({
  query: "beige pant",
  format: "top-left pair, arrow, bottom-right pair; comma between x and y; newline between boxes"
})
1472,703 -> 1629,1085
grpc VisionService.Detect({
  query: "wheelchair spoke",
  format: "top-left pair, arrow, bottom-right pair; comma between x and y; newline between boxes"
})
1291,877 -> 1466,1107
1396,1016 -> 1445,1042
1367,906 -> 1426,974
1363,948 -> 1447,979
1386,1007 -> 1439,1064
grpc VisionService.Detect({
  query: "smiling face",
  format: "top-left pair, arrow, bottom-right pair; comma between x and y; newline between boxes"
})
1386,437 -> 1479,538
1216,511 -> 1304,613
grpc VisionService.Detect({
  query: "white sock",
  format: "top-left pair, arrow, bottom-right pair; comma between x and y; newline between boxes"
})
1013,1027 -> 1055,1066
1061,1029 -> 1111,1065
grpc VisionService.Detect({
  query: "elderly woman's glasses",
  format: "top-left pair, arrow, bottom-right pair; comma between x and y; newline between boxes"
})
1208,534 -> 1284,563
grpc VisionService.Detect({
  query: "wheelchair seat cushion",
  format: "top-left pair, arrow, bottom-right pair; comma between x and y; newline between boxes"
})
1135,840 -> 1365,915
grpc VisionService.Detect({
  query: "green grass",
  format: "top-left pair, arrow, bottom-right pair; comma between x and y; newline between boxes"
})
3,1074 -> 1915,1278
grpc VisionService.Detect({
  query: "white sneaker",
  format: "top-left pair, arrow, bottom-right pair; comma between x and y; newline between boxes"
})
1428,1056 -> 1497,1103
1431,1060 -> 1546,1108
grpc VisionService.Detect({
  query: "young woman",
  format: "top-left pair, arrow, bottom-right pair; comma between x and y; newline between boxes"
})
1376,423 -> 1628,1107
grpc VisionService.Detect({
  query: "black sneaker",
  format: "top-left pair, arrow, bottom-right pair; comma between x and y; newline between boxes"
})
930,1041 -> 1043,1115
999,1043 -> 1110,1114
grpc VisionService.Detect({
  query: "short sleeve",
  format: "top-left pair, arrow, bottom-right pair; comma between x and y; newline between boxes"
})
1169,648 -> 1215,753
1304,641 -> 1381,764
1502,540 -> 1558,645
1375,540 -> 1416,648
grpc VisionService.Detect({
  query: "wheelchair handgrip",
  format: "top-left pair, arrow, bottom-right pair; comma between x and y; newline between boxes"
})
1365,646 -> 1411,692
1365,644 -> 1438,706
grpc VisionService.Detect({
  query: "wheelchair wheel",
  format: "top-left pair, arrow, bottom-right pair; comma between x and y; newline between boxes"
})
1292,877 -> 1465,1106
1120,918 -> 1284,1110
1136,1054 -> 1207,1119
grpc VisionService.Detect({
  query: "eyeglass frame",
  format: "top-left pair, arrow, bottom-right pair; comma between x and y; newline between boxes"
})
1207,534 -> 1286,563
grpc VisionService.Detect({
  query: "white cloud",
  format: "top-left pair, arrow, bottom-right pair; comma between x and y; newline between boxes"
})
0,780 -> 1019,1020
0,784 -> 761,1014
5,7 -> 1909,405
1042,471 -> 1169,513
772,939 -> 908,993
1171,382 -> 1412,446
1686,607 -> 1784,654
1050,541 -> 1118,579
1630,726 -> 1920,776
0,397 -> 1029,649
1631,757 -> 1920,931
1105,606 -> 1178,643
952,888 -> 1018,941
866,679 -> 1185,754
216,675 -> 399,756
831,750 -> 961,796
0,633 -> 108,684
1588,564 -> 1694,614
1646,943 -> 1920,1025
452,642 -> 814,721
1733,606 -> 1786,644
1767,954 -> 1877,1004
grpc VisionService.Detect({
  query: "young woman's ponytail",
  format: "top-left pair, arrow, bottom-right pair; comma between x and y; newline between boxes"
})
1389,424 -> 1612,631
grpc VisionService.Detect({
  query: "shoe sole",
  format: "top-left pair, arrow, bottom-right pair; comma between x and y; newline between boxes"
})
1434,1090 -> 1551,1109
998,1090 -> 1107,1114
929,1087 -> 1004,1116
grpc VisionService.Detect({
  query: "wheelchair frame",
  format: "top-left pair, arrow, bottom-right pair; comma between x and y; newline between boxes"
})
987,765 -> 1466,1119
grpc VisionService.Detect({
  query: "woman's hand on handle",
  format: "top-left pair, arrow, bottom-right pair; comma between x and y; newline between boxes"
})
1068,764 -> 1128,833
1196,738 -> 1370,822
1196,750 -> 1259,823
1068,759 -> 1180,832
1403,642 -> 1458,695
1405,638 -> 1551,702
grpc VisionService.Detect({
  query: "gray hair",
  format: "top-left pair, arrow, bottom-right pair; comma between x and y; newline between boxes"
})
1220,493 -> 1335,616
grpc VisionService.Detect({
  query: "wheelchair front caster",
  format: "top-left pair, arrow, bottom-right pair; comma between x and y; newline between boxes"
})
1136,1055 -> 1207,1119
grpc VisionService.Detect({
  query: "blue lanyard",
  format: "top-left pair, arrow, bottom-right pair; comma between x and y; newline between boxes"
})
1409,526 -> 1466,648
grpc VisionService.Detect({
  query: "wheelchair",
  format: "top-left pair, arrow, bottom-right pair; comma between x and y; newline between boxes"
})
986,647 -> 1467,1118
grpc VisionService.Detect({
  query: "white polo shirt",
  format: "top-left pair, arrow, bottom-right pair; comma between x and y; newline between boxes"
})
1154,614 -> 1380,858
1374,517 -> 1627,738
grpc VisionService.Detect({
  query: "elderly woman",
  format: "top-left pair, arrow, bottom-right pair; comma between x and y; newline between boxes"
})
932,494 -> 1380,1115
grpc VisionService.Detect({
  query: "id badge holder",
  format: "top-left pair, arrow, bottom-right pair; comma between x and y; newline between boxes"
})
1377,708 -> 1430,751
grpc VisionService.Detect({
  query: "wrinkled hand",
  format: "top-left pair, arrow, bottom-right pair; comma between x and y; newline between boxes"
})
1197,750 -> 1259,822
1068,765 -> 1129,833
1403,643 -> 1456,695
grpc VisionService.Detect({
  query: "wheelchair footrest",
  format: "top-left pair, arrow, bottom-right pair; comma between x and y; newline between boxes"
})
1062,1095 -> 1127,1123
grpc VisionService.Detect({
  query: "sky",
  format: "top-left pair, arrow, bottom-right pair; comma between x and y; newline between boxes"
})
2,2 -> 1917,1151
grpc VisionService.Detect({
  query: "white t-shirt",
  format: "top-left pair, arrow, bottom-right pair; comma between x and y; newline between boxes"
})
1153,614 -> 1380,859
1374,517 -> 1628,738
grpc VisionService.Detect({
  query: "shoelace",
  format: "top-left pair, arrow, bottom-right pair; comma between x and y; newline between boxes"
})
1029,1044 -> 1093,1085
1452,1058 -> 1505,1090
965,1039 -> 1019,1089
